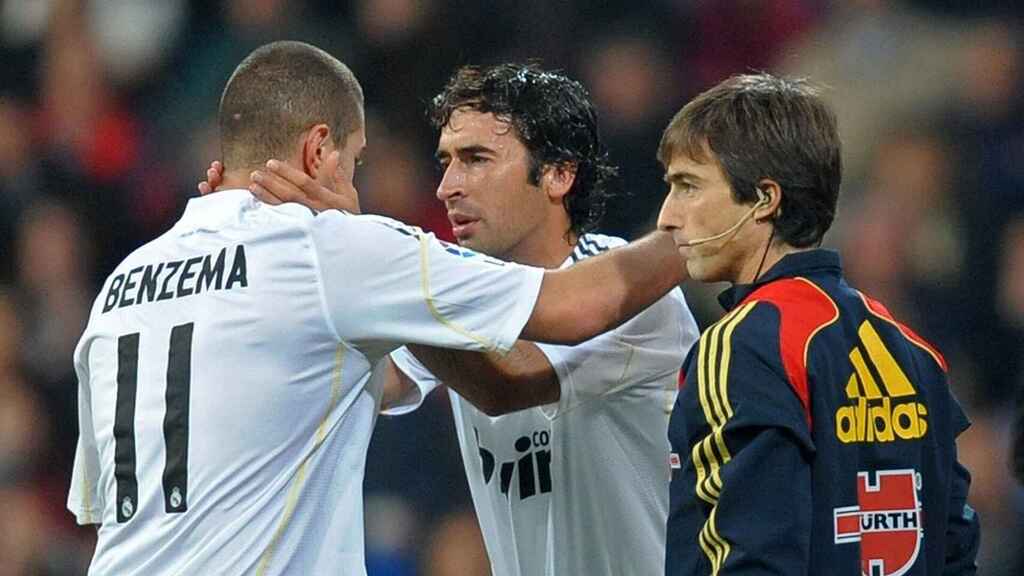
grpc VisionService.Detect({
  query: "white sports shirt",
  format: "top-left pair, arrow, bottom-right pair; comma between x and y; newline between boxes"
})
390,233 -> 700,576
67,190 -> 544,576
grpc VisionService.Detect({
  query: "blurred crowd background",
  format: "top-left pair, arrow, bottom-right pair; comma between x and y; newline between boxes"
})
1,0 -> 1022,574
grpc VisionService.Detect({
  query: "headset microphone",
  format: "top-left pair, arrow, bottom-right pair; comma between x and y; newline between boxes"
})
679,188 -> 771,247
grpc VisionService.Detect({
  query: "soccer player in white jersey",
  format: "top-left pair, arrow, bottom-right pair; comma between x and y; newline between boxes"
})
244,63 -> 700,576
67,43 -> 687,576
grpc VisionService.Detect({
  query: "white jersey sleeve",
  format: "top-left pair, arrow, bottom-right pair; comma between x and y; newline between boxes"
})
380,347 -> 442,416
68,335 -> 104,525
536,287 -> 697,419
385,290 -> 698,419
311,213 -> 544,358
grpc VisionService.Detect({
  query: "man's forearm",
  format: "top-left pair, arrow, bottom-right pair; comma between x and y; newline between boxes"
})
407,342 -> 558,416
523,230 -> 685,344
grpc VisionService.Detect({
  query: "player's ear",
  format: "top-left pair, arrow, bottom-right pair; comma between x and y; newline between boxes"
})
301,124 -> 332,179
754,178 -> 783,222
543,163 -> 577,202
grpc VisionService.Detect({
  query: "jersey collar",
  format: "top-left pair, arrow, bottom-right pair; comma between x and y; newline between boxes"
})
173,188 -> 255,229
174,189 -> 313,232
565,233 -> 612,268
717,248 -> 842,310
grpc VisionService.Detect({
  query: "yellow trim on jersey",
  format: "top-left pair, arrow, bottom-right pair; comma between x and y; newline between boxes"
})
692,301 -> 756,574
704,506 -> 732,574
699,518 -> 724,573
417,234 -> 498,351
694,324 -> 717,504
693,303 -> 754,502
691,437 -> 713,504
706,319 -> 729,458
709,307 -> 750,494
256,344 -> 346,576
694,311 -> 723,503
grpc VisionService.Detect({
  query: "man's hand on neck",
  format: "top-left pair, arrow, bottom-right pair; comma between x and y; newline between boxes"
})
219,169 -> 254,191
197,162 -> 257,195
198,155 -> 360,214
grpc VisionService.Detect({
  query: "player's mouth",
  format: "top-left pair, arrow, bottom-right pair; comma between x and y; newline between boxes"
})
449,213 -> 480,239
672,234 -> 696,259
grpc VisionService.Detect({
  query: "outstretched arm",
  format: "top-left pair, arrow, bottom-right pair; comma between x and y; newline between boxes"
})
406,341 -> 558,416
522,230 -> 684,344
252,158 -> 688,346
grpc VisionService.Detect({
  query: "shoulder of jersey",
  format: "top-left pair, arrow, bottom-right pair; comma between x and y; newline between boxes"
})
313,211 -> 425,241
571,233 -> 625,262
348,213 -> 427,238
334,214 -> 509,267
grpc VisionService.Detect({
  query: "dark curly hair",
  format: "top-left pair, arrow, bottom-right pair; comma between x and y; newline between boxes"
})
429,63 -> 617,236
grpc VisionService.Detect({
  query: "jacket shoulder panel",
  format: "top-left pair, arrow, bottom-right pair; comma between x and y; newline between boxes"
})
742,277 -> 840,426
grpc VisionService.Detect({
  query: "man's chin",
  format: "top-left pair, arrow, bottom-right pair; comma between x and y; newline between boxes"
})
459,237 -> 504,258
686,259 -> 722,284
456,237 -> 485,253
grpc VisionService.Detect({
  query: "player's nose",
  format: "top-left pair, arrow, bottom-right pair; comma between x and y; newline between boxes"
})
656,196 -> 680,232
436,164 -> 465,202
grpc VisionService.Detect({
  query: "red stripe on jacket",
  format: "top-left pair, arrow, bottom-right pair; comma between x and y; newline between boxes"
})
742,278 -> 839,428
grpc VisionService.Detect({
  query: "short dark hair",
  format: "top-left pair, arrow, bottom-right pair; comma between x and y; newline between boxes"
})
219,41 -> 364,171
429,63 -> 617,236
658,73 -> 841,248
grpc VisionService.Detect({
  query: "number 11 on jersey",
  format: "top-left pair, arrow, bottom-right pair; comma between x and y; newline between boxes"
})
114,323 -> 194,523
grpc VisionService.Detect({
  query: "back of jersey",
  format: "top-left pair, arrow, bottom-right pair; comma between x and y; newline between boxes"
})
69,191 -> 377,575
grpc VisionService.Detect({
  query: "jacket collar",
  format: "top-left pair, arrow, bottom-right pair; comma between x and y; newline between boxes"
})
718,248 -> 842,310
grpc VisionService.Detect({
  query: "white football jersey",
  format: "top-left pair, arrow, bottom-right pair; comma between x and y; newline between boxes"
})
390,233 -> 700,576
67,190 -> 544,576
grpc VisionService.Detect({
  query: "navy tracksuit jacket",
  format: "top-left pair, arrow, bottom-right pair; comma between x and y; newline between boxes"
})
666,250 -> 979,575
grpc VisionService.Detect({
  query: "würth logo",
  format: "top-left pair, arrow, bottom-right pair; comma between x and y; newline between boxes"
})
476,428 -> 552,501
835,320 -> 928,444
834,469 -> 923,576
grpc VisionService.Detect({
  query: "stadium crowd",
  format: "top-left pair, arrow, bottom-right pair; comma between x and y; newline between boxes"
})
0,0 -> 1021,574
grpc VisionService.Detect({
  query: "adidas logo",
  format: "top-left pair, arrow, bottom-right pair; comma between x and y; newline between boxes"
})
835,320 -> 928,444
